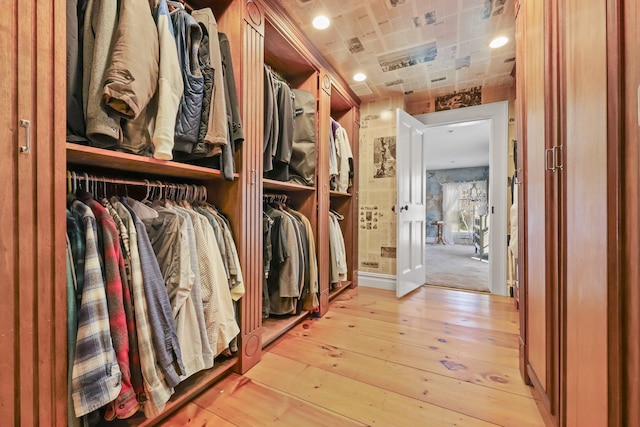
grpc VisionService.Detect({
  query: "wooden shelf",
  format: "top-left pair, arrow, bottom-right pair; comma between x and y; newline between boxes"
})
329,190 -> 352,199
263,178 -> 315,193
261,311 -> 310,348
67,143 -> 239,181
111,357 -> 238,426
329,281 -> 352,301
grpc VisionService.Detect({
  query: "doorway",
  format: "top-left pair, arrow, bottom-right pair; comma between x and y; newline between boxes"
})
415,102 -> 509,296
424,119 -> 491,292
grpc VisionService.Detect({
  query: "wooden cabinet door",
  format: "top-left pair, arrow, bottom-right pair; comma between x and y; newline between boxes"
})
563,0 -> 610,424
0,1 -> 20,422
518,0 -> 562,420
0,0 -> 66,425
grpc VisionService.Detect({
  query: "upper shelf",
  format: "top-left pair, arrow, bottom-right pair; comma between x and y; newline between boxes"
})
66,143 -> 239,181
330,190 -> 352,199
263,178 -> 315,193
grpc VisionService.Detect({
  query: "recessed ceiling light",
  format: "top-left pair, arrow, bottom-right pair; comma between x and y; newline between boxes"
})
353,73 -> 367,82
312,15 -> 330,30
489,36 -> 509,49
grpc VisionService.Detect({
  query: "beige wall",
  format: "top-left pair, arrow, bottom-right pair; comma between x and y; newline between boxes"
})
358,95 -> 405,276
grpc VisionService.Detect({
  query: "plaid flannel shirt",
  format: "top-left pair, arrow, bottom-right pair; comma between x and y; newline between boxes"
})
102,199 -> 144,403
82,195 -> 139,419
69,201 -> 122,417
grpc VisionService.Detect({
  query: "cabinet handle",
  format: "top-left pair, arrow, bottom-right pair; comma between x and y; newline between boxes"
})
19,119 -> 31,154
251,169 -> 256,185
545,148 -> 555,172
554,145 -> 563,171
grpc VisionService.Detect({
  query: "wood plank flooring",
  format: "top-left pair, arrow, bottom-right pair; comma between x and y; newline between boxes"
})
161,286 -> 544,426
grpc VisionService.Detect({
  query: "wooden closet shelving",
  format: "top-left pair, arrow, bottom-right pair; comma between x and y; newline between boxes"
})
329,190 -> 352,199
329,281 -> 353,301
0,0 -> 360,424
66,143 -> 239,181
326,80 -> 360,302
261,311 -> 310,348
127,358 -> 237,426
263,178 -> 315,193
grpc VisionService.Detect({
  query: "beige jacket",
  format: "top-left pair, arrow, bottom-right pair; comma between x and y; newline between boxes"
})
149,0 -> 184,160
102,0 -> 159,121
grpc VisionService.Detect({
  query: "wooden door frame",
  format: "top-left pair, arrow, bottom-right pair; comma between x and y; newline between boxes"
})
605,0 -> 624,425
620,0 -> 640,424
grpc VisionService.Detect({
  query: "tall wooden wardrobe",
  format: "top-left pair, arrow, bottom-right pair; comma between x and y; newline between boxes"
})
515,0 -> 640,425
0,0 -> 360,425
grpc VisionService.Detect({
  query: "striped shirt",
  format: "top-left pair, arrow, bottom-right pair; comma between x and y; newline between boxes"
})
111,199 -> 174,417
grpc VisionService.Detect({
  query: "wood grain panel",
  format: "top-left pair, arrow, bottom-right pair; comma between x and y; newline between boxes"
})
36,0 -> 67,423
317,78 -> 331,316
0,0 -> 18,424
523,0 -> 548,393
564,0 -> 609,424
236,8 -> 266,372
622,0 -> 640,424
52,0 -> 68,422
605,0 -> 623,425
514,0 -> 529,384
17,0 -> 37,424
349,107 -> 359,287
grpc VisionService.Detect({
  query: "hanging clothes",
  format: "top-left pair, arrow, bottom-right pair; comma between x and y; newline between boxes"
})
83,0 -> 122,148
289,88 -> 316,186
120,197 -> 186,390
334,124 -> 354,193
329,119 -> 353,193
68,199 -> 122,418
192,8 -> 228,154
172,10 -> 205,153
79,192 -> 139,419
329,211 -> 348,285
148,0 -> 184,160
110,198 -> 175,417
263,203 -> 318,315
142,203 -> 210,379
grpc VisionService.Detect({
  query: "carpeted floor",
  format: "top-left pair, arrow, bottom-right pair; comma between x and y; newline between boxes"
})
425,243 -> 490,292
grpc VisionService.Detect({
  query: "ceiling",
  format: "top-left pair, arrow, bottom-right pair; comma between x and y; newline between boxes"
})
275,0 -> 516,102
424,120 -> 491,170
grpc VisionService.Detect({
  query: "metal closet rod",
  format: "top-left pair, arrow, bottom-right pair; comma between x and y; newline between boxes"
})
67,171 -> 167,188
66,170 -> 209,201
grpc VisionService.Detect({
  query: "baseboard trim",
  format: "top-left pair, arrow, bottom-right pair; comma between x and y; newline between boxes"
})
358,272 -> 396,290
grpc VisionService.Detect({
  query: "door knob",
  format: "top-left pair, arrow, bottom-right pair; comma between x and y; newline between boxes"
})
400,205 -> 409,212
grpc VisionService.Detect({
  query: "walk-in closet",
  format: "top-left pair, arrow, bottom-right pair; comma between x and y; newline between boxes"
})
1,0 -> 359,424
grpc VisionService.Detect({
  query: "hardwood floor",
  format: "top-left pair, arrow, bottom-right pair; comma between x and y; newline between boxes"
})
162,286 -> 544,426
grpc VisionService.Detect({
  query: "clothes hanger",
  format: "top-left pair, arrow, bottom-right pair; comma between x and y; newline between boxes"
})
141,179 -> 151,203
167,0 -> 185,15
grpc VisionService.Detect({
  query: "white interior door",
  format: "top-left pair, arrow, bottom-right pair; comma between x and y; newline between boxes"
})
396,109 -> 427,297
